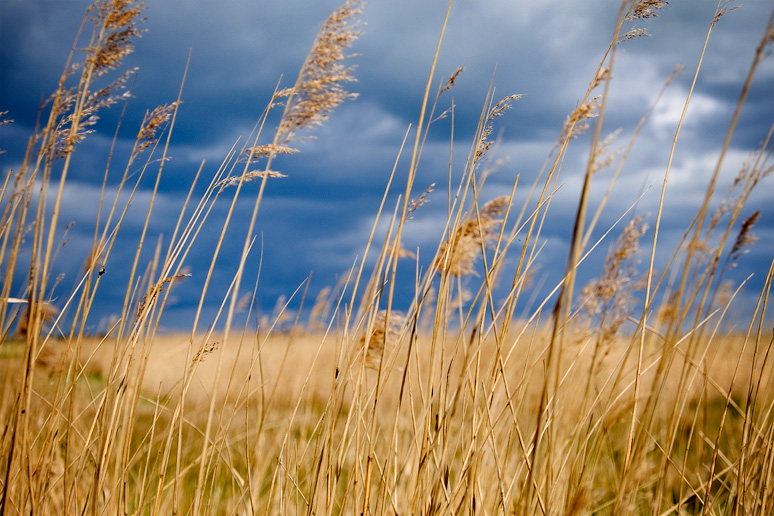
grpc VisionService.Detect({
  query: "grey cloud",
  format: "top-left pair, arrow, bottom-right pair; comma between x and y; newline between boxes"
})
1,0 -> 771,329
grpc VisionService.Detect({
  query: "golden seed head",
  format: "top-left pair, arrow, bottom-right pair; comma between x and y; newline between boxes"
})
360,309 -> 404,370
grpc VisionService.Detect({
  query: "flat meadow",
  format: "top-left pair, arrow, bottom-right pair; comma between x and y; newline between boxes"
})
1,1 -> 773,515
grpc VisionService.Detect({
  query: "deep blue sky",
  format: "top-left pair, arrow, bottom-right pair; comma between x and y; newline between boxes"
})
1,0 -> 772,333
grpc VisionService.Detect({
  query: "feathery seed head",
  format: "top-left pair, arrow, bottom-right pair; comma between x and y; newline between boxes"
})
277,0 -> 364,144
360,309 -> 403,370
273,88 -> 295,100
714,2 -> 741,23
133,102 -> 179,159
407,183 -> 435,219
442,66 -> 465,92
192,341 -> 221,364
308,287 -> 333,332
560,96 -> 600,141
474,94 -> 522,166
580,217 -> 648,341
218,170 -> 287,189
17,302 -> 59,337
434,196 -> 509,277
625,0 -> 668,22
88,1 -> 145,77
591,129 -> 622,174
51,67 -> 136,158
620,27 -> 651,42
590,68 -> 611,90
243,144 -> 300,161
729,211 -> 760,260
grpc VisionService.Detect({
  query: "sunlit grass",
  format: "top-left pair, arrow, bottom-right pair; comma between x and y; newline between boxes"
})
0,0 -> 772,514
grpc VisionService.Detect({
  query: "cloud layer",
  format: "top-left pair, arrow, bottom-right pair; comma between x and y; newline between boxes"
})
1,0 -> 772,332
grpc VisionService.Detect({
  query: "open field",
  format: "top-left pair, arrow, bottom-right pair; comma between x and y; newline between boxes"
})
1,325 -> 772,515
1,0 -> 773,514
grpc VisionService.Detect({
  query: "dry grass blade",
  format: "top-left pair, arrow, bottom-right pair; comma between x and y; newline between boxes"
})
0,1 -> 771,515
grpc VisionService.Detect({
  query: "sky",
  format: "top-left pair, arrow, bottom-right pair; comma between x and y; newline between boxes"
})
1,0 -> 772,334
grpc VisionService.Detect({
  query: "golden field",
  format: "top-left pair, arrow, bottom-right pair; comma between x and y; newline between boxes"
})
1,0 -> 772,514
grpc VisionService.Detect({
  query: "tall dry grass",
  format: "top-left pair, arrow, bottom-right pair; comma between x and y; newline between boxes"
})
1,0 -> 773,514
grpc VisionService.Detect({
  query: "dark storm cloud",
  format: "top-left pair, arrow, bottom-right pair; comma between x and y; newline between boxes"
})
1,0 -> 772,330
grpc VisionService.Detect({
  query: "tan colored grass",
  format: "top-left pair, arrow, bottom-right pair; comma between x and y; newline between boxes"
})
12,302 -> 57,337
359,309 -> 404,370
1,0 -> 772,514
580,216 -> 649,343
434,196 -> 509,277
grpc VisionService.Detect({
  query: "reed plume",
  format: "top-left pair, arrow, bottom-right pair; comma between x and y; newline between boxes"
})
434,196 -> 509,277
625,0 -> 668,21
559,96 -> 600,141
243,144 -> 299,160
360,309 -> 403,370
89,0 -> 144,76
474,95 -> 522,166
16,302 -> 59,337
276,0 -> 363,145
580,216 -> 648,341
217,170 -> 287,188
132,102 -> 180,160
729,211 -> 760,260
